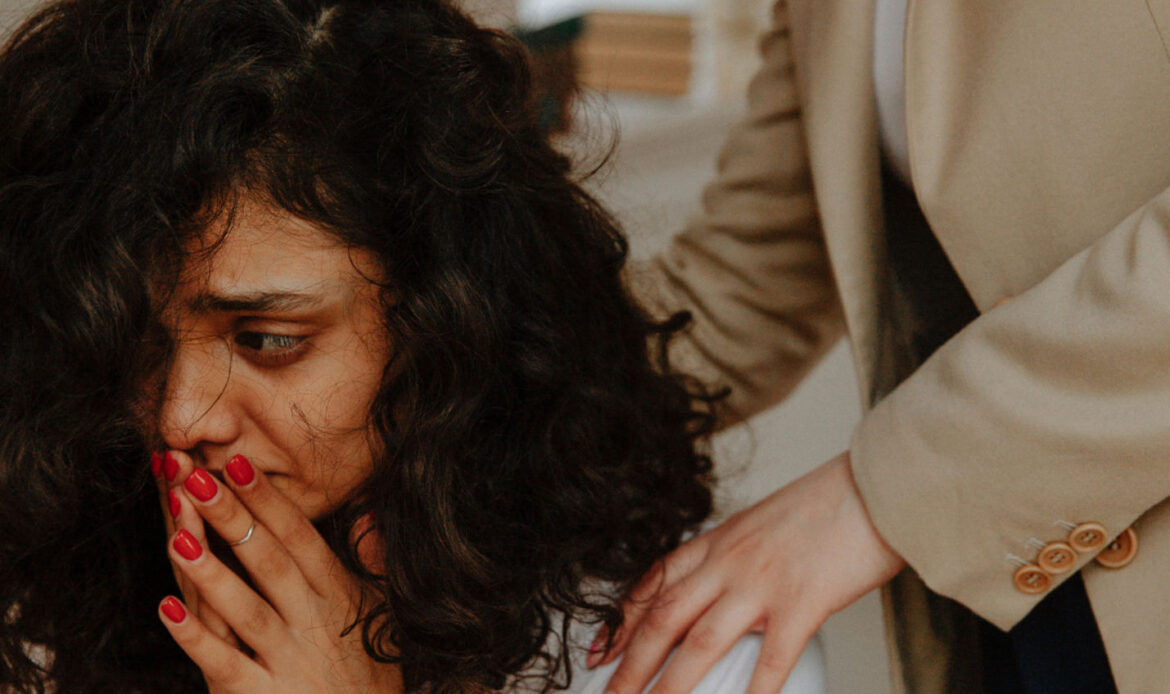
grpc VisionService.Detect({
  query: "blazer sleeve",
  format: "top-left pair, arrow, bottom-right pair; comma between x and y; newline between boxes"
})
631,0 -> 845,426
850,184 -> 1170,630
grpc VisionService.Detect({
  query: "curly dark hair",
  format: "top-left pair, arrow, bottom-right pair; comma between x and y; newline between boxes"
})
0,0 -> 718,691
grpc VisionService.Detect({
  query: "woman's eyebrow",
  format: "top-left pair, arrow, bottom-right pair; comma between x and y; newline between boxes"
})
187,290 -> 326,313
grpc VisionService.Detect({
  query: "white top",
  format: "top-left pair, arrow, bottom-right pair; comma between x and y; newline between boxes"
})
560,632 -> 827,694
873,0 -> 911,185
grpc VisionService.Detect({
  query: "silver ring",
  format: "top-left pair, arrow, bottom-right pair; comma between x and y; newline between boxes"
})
229,522 -> 256,547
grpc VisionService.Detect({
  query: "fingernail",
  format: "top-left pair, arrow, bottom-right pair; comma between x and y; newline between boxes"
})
586,633 -> 607,668
226,454 -> 255,486
163,451 -> 179,481
184,468 -> 218,502
150,451 -> 163,478
173,529 -> 202,561
168,488 -> 181,518
160,596 -> 186,624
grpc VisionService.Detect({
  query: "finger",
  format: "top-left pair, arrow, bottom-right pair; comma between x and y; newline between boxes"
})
597,538 -> 709,666
156,451 -> 199,630
169,485 -> 240,647
182,466 -> 315,620
167,451 -> 229,621
151,451 -> 170,524
163,450 -> 202,543
602,574 -> 724,694
152,450 -> 178,549
163,449 -> 184,485
647,599 -> 758,694
151,450 -> 165,483
224,454 -> 348,596
169,527 -> 292,660
158,595 -> 265,690
743,617 -> 814,694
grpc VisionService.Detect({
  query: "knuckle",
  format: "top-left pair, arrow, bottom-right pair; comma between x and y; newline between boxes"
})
172,618 -> 204,649
631,563 -> 667,599
238,601 -> 273,636
206,495 -> 245,526
681,624 -> 722,654
252,545 -> 288,577
176,625 -> 239,683
754,648 -> 790,676
211,651 -> 245,684
642,607 -> 678,636
280,515 -> 319,548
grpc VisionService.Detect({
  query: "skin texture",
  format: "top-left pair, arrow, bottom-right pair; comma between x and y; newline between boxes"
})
147,197 -> 401,692
153,197 -> 390,519
594,452 -> 906,694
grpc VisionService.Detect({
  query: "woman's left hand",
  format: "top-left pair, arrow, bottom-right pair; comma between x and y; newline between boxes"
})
157,453 -> 402,694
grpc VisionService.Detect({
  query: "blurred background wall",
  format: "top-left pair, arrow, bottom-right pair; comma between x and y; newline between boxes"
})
0,0 -> 890,690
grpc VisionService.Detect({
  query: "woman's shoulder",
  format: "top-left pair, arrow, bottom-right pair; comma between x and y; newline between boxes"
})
562,631 -> 827,694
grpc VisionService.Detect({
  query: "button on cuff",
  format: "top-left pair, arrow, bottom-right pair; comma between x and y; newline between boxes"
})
1013,564 -> 1052,594
1095,527 -> 1138,569
1068,522 -> 1108,553
1037,541 -> 1076,574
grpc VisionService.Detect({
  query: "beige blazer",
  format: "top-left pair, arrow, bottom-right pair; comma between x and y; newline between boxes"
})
641,1 -> 1170,692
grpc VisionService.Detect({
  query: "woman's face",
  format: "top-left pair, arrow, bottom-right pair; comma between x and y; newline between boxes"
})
150,197 -> 391,519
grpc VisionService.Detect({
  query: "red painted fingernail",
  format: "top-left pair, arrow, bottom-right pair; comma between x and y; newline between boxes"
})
173,529 -> 203,561
226,454 -> 255,486
163,451 -> 179,481
184,468 -> 218,502
586,632 -> 607,667
160,596 -> 187,623
168,488 -> 181,518
150,451 -> 163,478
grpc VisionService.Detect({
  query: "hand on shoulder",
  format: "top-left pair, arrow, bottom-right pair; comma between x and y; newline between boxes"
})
589,452 -> 903,694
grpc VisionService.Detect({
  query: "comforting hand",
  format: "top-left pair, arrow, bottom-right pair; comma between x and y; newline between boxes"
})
153,451 -> 402,694
591,451 -> 904,694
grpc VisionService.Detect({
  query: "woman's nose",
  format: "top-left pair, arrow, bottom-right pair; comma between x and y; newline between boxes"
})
156,336 -> 242,451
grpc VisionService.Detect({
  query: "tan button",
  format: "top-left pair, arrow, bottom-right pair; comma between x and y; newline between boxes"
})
993,295 -> 1014,309
1067,522 -> 1109,553
1037,541 -> 1076,574
1013,564 -> 1052,594
1095,527 -> 1138,569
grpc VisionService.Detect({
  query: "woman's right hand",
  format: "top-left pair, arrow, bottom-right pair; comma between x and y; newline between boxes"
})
152,450 -> 402,693
154,450 -> 239,652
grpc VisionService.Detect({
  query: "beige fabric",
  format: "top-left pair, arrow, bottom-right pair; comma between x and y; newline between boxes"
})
640,0 -> 1170,692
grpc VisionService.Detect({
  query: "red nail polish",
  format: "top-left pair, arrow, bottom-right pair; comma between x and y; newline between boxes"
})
586,632 -> 607,667
163,451 -> 179,481
184,468 -> 217,502
150,451 -> 163,478
173,529 -> 202,561
226,454 -> 255,486
160,596 -> 186,623
168,488 -> 181,518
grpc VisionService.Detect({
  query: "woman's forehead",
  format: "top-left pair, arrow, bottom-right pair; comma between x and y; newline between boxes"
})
175,198 -> 380,305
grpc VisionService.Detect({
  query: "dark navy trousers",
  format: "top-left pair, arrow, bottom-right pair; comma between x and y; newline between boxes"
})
882,158 -> 1118,694
980,574 -> 1117,694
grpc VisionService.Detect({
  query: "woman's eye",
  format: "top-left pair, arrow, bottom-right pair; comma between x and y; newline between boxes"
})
233,331 -> 308,365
